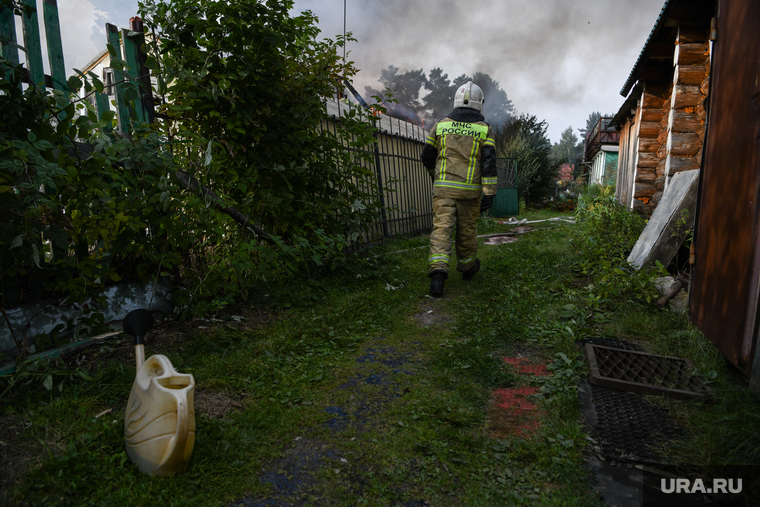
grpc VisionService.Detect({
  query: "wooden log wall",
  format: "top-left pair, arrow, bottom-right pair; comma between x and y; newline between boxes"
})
631,25 -> 710,215
664,26 -> 710,190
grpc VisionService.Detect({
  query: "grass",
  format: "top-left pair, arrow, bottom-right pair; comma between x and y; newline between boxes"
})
1,207 -> 759,506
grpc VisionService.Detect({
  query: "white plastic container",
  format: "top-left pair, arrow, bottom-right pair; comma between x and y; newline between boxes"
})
124,354 -> 196,476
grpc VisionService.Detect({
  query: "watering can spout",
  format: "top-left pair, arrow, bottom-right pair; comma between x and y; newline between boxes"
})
123,309 -> 195,477
123,309 -> 153,370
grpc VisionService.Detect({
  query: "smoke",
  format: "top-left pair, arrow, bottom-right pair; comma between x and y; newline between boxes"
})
42,0 -> 665,142
291,0 -> 665,142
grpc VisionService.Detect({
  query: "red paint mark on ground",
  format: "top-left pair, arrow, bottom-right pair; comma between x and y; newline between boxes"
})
493,386 -> 539,411
503,356 -> 550,377
488,386 -> 543,438
488,357 -> 551,439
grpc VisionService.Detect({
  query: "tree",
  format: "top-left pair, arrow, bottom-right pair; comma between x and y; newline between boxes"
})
580,111 -> 603,138
551,126 -> 583,166
137,0 -> 381,306
497,114 -> 559,203
367,67 -> 514,130
421,67 -> 457,121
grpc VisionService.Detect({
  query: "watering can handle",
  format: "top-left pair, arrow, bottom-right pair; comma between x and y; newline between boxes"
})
163,393 -> 189,466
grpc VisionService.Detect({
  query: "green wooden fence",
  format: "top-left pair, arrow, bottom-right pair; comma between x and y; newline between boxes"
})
0,0 -> 152,133
0,1 -> 153,305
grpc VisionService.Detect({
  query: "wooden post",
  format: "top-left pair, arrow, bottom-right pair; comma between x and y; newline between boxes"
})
671,85 -> 703,109
106,23 -> 131,135
129,17 -> 155,124
674,43 -> 708,66
21,0 -> 44,88
673,65 -> 707,86
42,0 -> 66,93
665,155 -> 700,176
667,132 -> 702,156
639,121 -> 661,138
668,109 -> 702,132
121,28 -> 146,123
0,4 -> 19,83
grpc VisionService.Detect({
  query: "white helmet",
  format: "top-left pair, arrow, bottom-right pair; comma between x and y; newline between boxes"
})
453,81 -> 484,111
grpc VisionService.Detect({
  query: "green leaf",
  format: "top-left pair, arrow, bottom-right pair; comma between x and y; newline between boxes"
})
43,374 -> 53,391
10,234 -> 23,248
204,140 -> 213,166
32,244 -> 41,268
101,110 -> 115,123
67,75 -> 83,91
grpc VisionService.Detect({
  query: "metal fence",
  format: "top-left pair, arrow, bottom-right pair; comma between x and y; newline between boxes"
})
497,158 -> 518,188
323,100 -> 434,250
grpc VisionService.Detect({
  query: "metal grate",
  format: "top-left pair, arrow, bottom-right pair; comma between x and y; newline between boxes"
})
577,336 -> 645,352
588,384 -> 682,465
585,344 -> 710,400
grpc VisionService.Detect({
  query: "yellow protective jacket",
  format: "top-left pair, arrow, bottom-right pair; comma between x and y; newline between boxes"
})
421,108 -> 497,200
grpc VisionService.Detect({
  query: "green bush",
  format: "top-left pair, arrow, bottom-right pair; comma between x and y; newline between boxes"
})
575,185 -> 643,260
1,0 -> 384,327
573,185 -> 664,304
0,59 -> 182,310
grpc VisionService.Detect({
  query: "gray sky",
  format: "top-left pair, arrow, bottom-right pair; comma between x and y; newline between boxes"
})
43,0 -> 665,143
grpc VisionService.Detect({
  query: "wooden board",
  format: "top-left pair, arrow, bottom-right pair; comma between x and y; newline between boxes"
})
628,169 -> 700,269
21,0 -> 44,87
43,0 -> 66,92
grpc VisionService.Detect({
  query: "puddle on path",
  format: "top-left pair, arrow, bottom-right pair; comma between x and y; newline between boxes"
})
480,226 -> 533,245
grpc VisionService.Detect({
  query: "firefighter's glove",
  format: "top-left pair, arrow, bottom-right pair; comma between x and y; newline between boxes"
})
480,195 -> 494,213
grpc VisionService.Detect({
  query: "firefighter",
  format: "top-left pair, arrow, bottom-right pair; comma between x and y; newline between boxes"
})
421,81 -> 497,297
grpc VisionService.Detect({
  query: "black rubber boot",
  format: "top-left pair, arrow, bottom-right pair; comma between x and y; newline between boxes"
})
428,270 -> 448,297
462,258 -> 481,281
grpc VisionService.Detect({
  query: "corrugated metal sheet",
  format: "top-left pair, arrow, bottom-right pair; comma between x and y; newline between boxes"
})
690,0 -> 760,383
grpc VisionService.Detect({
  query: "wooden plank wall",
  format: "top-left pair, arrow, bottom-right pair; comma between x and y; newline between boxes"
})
322,98 -> 432,240
616,95 -> 643,211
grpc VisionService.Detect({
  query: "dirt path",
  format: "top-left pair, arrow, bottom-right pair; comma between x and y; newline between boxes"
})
231,298 -> 453,506
228,278 -> 558,506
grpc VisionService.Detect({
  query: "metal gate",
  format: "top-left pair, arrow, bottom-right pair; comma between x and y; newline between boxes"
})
491,158 -> 518,217
690,0 -> 760,389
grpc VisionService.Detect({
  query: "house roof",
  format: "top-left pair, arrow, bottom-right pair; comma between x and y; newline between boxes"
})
620,0 -> 672,97
610,82 -> 644,128
619,0 -> 715,97
82,49 -> 110,74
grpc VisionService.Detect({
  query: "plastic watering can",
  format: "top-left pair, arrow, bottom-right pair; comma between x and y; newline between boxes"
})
122,309 -> 196,477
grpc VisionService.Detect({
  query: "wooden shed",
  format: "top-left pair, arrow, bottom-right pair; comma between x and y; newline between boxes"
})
610,0 -> 714,215
613,0 -> 760,391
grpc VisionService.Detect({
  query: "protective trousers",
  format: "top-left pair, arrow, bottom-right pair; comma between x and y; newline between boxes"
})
428,196 -> 481,275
